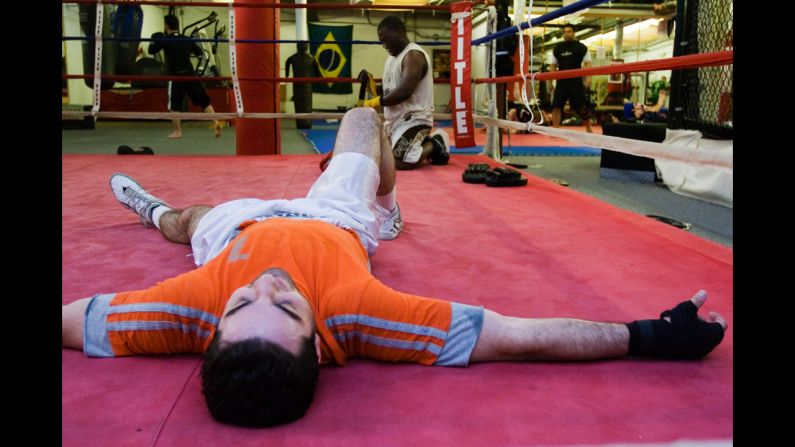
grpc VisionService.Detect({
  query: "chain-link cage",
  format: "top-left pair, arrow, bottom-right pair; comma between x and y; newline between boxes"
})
669,0 -> 732,139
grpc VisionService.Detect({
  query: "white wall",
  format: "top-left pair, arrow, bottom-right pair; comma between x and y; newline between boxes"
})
62,4 -> 92,105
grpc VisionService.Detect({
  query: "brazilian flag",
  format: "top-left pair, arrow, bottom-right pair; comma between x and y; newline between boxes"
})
309,23 -> 353,94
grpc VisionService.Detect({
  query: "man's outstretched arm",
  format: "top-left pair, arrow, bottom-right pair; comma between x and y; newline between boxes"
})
469,290 -> 727,363
63,298 -> 91,350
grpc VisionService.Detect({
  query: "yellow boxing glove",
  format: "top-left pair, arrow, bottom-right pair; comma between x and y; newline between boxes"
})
363,96 -> 381,108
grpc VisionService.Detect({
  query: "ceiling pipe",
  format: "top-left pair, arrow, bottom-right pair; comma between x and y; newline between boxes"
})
613,19 -> 623,59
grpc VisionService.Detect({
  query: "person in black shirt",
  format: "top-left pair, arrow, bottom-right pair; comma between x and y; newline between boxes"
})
548,24 -> 593,133
149,15 -> 222,139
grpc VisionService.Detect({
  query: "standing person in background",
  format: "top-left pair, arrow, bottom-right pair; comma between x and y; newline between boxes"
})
149,15 -> 222,139
548,24 -> 593,133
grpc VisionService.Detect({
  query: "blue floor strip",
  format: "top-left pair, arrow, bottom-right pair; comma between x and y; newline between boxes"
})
300,130 -> 601,156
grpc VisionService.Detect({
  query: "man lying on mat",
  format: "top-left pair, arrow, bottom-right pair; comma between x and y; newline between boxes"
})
62,108 -> 727,429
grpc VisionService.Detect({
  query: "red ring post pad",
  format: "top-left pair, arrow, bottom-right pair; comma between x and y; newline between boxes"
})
450,2 -> 475,148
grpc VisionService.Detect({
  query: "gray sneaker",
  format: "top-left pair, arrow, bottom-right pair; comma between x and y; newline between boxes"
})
109,173 -> 169,228
379,204 -> 404,240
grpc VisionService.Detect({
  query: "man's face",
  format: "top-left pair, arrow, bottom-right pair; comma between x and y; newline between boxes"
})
562,27 -> 576,42
378,28 -> 405,56
217,268 -> 316,356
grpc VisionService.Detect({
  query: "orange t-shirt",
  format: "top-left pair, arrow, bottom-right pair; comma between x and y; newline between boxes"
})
85,218 -> 453,366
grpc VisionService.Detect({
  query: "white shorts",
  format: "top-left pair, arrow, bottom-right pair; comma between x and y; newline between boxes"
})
190,152 -> 384,266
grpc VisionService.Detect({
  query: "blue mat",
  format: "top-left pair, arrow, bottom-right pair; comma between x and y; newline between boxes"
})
434,119 -> 485,128
299,130 -> 600,156
299,130 -> 337,154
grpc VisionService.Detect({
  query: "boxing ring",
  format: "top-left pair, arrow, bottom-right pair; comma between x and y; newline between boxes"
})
62,1 -> 733,446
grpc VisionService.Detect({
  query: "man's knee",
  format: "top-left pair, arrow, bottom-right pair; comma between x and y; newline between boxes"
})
334,108 -> 382,160
180,206 -> 212,234
344,107 -> 379,124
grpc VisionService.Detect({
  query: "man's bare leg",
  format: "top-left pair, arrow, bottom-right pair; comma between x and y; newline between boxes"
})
377,127 -> 396,196
110,173 -> 212,245
374,116 -> 402,239
330,107 -> 382,161
204,104 -> 222,137
168,112 -> 183,138
157,206 -> 212,244
328,108 -> 402,239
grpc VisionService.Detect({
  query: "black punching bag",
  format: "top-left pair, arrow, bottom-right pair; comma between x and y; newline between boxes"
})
495,0 -> 516,77
286,42 -> 315,129
79,3 -> 116,90
111,4 -> 144,77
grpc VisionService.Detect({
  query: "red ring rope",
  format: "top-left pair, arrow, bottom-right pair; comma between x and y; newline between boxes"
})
474,51 -> 733,84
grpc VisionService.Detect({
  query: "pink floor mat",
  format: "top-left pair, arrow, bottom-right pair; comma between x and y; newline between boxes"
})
63,154 -> 732,446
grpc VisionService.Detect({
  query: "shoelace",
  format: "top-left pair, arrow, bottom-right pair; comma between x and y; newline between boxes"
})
122,186 -> 157,217
388,215 -> 403,231
381,210 -> 403,235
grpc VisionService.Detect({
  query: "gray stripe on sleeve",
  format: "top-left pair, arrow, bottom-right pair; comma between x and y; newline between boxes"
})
434,303 -> 484,367
83,293 -> 116,357
331,330 -> 442,356
107,303 -> 219,326
325,314 -> 447,340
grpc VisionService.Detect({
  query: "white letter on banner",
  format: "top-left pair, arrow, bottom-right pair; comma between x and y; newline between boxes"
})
456,111 -> 469,133
454,61 -> 466,84
455,86 -> 465,108
457,37 -> 464,60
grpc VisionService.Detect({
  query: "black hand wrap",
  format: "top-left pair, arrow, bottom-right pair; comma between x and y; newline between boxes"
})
356,69 -> 371,84
625,300 -> 725,359
357,70 -> 372,102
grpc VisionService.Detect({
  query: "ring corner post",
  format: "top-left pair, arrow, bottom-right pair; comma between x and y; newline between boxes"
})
236,0 -> 280,155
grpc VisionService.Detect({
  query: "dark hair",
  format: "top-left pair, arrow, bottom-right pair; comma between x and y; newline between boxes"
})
562,24 -> 576,32
378,16 -> 406,34
201,331 -> 320,427
164,15 -> 180,32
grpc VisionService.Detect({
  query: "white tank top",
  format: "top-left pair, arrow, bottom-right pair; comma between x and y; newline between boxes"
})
382,42 -> 434,140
